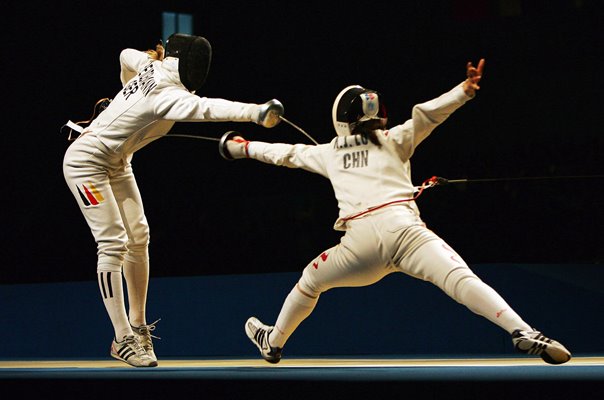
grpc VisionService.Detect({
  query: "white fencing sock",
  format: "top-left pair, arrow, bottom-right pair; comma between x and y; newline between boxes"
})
269,285 -> 319,348
457,277 -> 532,334
98,264 -> 133,341
122,250 -> 149,327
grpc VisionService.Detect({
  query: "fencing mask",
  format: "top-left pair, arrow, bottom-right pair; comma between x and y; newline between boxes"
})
332,85 -> 387,136
165,33 -> 212,92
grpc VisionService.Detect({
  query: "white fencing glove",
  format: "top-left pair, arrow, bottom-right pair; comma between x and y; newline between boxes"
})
219,131 -> 250,160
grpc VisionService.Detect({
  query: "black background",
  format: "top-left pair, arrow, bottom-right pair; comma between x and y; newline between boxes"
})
2,0 -> 602,284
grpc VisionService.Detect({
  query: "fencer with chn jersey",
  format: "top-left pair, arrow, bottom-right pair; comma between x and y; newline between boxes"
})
227,71 -> 571,367
240,83 -> 477,293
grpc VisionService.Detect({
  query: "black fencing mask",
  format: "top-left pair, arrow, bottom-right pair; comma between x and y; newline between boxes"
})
165,33 -> 212,92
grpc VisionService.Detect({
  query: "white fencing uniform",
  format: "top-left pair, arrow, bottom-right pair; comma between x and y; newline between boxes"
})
63,48 -> 268,343
64,49 -> 261,267
244,82 -> 533,347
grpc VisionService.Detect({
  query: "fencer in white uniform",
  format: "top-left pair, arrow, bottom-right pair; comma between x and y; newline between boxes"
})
62,34 -> 284,367
221,59 -> 571,365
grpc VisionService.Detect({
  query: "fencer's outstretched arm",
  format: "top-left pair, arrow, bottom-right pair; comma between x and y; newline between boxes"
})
157,93 -> 284,128
220,132 -> 328,176
396,58 -> 486,150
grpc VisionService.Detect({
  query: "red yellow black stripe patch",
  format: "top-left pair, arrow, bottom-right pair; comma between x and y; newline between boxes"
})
76,183 -> 105,206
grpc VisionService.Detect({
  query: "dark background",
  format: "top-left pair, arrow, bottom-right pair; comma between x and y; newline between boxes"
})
2,0 -> 602,284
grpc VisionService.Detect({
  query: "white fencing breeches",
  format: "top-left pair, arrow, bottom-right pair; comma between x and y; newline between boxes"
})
297,207 -> 530,334
63,134 -> 150,269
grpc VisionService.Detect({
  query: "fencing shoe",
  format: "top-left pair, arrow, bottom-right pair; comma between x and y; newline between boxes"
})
245,316 -> 282,364
132,319 -> 160,363
110,335 -> 158,367
512,329 -> 571,365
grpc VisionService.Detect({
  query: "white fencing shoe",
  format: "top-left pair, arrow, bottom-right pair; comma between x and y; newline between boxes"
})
131,319 -> 160,363
245,316 -> 282,364
512,329 -> 571,365
110,335 -> 158,368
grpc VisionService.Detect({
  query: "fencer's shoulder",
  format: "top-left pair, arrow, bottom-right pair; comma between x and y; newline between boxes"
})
119,49 -> 153,74
153,83 -> 192,102
119,48 -> 147,63
377,125 -> 412,149
380,125 -> 406,138
151,84 -> 199,116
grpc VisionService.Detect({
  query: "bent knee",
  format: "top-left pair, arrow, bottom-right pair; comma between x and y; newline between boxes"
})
297,275 -> 322,298
97,239 -> 128,265
126,241 -> 149,259
125,223 -> 150,260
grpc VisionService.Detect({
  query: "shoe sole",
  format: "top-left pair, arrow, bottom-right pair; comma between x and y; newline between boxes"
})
542,344 -> 572,365
513,333 -> 572,365
110,352 -> 158,367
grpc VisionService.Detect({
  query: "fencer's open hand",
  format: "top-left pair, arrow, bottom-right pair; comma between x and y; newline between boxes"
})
463,58 -> 485,97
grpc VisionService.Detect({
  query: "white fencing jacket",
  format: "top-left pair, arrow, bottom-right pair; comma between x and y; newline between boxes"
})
245,83 -> 473,230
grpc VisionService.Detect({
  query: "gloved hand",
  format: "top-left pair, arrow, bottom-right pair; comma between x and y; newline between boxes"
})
256,99 -> 284,128
219,131 -> 249,160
